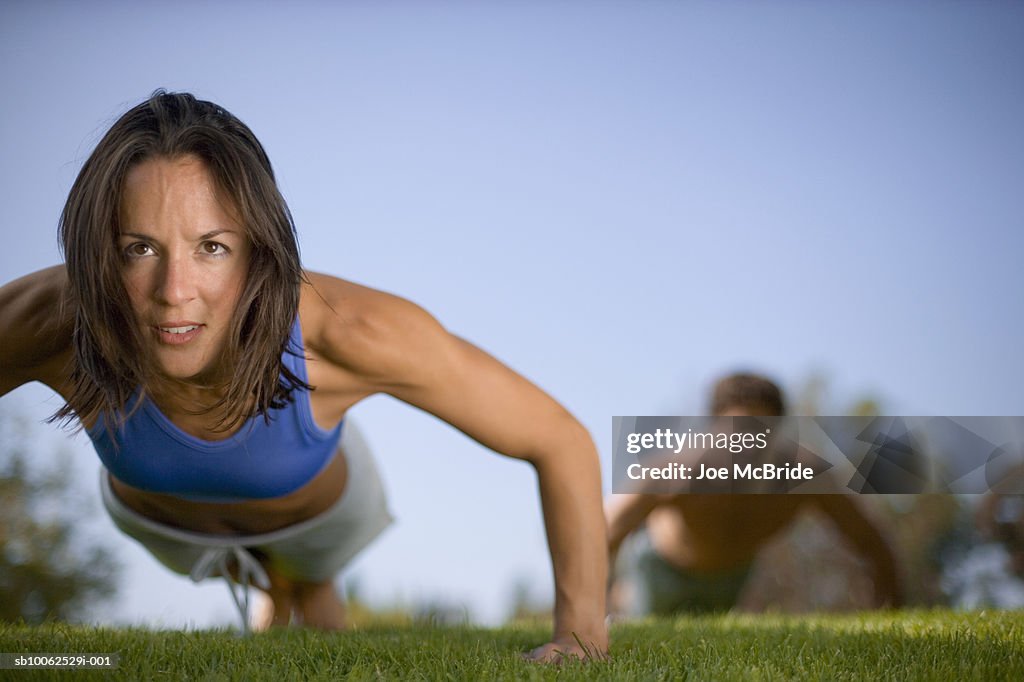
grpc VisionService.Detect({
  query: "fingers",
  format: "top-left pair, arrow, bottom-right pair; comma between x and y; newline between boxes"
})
522,643 -> 572,664
522,641 -> 609,664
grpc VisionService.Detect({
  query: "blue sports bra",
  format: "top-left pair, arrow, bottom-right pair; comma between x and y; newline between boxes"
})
87,317 -> 343,502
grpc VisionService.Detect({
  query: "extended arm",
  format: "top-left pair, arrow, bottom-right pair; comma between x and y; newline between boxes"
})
308,279 -> 607,661
0,266 -> 73,396
977,464 -> 1024,540
812,495 -> 903,607
605,492 -> 662,571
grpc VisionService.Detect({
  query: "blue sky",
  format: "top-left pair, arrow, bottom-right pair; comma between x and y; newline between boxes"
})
1,1 -> 1022,626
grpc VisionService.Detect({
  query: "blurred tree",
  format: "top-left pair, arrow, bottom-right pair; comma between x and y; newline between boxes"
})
0,407 -> 120,623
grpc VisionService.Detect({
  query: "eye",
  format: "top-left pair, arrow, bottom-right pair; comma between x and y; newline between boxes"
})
124,242 -> 153,258
200,241 -> 229,256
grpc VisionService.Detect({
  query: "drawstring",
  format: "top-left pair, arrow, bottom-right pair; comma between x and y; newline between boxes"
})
190,547 -> 271,634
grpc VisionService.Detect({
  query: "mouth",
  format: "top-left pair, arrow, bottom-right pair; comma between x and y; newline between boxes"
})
153,322 -> 204,346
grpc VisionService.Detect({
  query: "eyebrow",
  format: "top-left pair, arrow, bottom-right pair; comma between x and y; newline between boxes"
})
118,229 -> 240,241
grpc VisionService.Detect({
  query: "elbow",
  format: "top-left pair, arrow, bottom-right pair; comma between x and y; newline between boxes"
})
529,413 -> 597,466
523,412 -> 602,491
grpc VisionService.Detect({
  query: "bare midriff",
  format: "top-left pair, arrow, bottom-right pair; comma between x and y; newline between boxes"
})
108,445 -> 348,535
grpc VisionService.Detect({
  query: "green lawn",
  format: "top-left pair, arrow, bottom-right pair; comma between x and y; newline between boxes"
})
2,610 -> 1022,680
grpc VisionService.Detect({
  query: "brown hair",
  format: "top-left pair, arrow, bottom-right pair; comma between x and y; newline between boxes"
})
53,90 -> 308,433
709,372 -> 787,416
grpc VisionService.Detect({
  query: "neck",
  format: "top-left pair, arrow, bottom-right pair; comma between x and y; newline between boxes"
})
148,374 -> 228,415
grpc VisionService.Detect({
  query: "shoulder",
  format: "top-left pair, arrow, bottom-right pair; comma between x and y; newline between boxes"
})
0,264 -> 69,307
0,265 -> 75,392
298,271 -> 453,391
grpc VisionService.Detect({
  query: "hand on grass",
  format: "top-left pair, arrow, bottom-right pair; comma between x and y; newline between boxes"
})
523,634 -> 609,664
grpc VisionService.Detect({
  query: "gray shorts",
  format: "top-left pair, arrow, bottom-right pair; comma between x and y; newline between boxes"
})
100,420 -> 393,629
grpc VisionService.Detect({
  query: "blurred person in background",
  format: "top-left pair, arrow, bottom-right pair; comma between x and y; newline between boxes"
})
606,372 -> 903,615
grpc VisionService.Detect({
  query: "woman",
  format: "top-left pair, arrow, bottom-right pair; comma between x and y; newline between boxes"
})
0,91 -> 607,661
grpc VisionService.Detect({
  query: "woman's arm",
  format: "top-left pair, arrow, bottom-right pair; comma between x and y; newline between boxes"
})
0,266 -> 74,396
306,276 -> 608,660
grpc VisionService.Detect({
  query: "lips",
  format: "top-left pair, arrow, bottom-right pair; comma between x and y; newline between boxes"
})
153,322 -> 204,345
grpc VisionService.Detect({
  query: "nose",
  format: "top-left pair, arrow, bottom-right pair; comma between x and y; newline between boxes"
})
154,253 -> 198,306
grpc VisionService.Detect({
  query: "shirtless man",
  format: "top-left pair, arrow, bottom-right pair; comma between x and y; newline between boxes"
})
606,373 -> 903,614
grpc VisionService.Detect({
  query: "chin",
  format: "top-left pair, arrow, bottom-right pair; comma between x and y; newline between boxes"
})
153,353 -> 215,382
157,365 -> 208,382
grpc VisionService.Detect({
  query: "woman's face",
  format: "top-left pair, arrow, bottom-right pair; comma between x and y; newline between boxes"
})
118,154 -> 251,382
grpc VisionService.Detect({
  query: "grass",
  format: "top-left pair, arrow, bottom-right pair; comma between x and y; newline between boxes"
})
1,610 -> 1022,681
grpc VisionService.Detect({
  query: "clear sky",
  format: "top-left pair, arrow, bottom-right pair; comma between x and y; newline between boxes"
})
1,1 -> 1022,627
